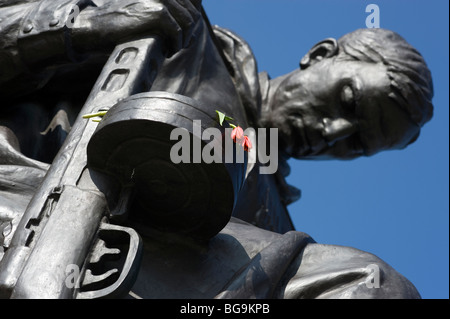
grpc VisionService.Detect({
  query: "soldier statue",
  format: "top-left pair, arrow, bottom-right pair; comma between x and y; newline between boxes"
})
0,0 -> 433,299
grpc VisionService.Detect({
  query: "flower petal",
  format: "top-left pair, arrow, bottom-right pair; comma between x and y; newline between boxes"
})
243,136 -> 252,151
231,126 -> 244,143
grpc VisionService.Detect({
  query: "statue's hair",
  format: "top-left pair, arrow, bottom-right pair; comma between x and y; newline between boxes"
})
337,28 -> 434,132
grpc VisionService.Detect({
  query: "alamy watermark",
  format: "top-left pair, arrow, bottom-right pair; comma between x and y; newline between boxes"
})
65,4 -> 80,28
366,4 -> 380,28
170,121 -> 279,175
65,262 -> 381,290
65,264 -> 81,289
365,263 -> 381,289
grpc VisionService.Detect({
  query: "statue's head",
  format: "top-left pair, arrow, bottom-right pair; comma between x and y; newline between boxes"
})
264,28 -> 434,159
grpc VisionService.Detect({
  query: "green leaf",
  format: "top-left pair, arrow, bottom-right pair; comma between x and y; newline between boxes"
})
224,115 -> 234,121
216,110 -> 226,126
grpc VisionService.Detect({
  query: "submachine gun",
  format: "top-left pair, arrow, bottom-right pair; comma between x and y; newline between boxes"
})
0,33 -> 246,298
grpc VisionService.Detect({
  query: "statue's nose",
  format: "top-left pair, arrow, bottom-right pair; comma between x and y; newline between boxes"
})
321,118 -> 357,144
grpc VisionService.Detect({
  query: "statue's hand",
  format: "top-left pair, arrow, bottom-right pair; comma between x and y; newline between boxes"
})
72,0 -> 202,56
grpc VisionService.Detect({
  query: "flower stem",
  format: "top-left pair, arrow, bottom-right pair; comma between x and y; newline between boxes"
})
82,111 -> 108,119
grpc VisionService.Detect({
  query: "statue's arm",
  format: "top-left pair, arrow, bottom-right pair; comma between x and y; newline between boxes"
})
0,0 -> 201,98
0,1 -> 39,89
0,0 -> 91,97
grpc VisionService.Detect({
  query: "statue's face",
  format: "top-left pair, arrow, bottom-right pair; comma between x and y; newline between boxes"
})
272,58 -> 419,159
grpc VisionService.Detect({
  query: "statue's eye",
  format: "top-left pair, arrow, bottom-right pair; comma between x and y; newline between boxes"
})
340,84 -> 356,113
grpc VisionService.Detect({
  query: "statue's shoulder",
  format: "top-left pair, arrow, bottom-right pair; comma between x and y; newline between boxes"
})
211,25 -> 262,126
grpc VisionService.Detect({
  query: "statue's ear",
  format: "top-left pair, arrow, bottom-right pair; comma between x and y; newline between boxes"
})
300,38 -> 338,69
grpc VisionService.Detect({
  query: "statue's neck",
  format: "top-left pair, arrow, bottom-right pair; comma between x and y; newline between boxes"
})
261,72 -> 292,119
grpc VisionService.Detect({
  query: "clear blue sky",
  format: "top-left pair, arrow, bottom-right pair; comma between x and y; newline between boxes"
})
203,0 -> 449,299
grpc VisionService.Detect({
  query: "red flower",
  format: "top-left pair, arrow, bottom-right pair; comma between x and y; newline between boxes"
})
242,136 -> 252,152
231,126 -> 244,144
230,126 -> 251,152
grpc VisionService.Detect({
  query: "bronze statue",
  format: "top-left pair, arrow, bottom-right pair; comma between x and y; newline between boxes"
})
0,0 -> 433,299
